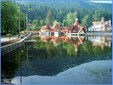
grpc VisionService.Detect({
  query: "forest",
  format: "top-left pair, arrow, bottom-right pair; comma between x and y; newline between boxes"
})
1,0 -> 112,34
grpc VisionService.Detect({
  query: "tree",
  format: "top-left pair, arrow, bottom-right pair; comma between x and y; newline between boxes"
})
93,10 -> 103,21
20,12 -> 26,31
62,12 -> 77,26
40,19 -> 45,26
46,9 -> 54,25
32,19 -> 41,30
81,15 -> 92,27
1,1 -> 25,35
53,20 -> 61,26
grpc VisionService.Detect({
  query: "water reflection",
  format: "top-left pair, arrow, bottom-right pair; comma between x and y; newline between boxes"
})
1,35 -> 112,84
12,60 -> 112,84
88,35 -> 112,49
1,46 -> 27,84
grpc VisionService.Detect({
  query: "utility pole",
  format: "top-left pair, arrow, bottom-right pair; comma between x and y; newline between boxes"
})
26,11 -> 30,34
19,0 -> 21,37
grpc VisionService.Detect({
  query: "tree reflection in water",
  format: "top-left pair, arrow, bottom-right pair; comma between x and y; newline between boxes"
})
1,35 -> 112,84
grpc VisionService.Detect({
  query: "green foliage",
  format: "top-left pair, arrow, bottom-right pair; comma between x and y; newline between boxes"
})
63,12 -> 77,26
2,46 -> 27,77
19,1 -> 111,28
93,10 -> 112,21
53,20 -> 61,26
1,1 -> 112,32
20,12 -> 26,31
46,9 -> 54,25
32,19 -> 41,30
63,42 -> 76,56
40,19 -> 45,26
93,10 -> 103,21
81,15 -> 92,27
1,1 -> 25,34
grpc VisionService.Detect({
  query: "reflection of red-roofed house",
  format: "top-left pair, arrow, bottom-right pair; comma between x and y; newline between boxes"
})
66,36 -> 85,52
60,36 -> 68,42
40,25 -> 52,32
50,36 -> 58,41
50,36 -> 61,46
39,35 -> 85,52
105,36 -> 112,41
40,36 -> 51,42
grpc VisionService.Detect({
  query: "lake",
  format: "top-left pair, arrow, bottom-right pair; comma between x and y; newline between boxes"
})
1,35 -> 112,84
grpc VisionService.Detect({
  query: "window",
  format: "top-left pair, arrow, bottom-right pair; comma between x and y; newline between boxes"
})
73,29 -> 76,33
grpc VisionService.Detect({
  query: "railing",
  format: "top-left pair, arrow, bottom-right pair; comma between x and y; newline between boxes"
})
1,32 -> 32,56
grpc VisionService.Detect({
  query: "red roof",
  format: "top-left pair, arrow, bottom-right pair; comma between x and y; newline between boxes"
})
41,25 -> 52,31
67,25 -> 84,33
52,24 -> 62,31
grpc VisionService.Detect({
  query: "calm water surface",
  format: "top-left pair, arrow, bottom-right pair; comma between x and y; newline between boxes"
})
2,35 -> 112,84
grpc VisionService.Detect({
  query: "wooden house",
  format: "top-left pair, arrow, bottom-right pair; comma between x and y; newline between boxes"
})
40,25 -> 52,32
66,18 -> 86,36
52,24 -> 62,32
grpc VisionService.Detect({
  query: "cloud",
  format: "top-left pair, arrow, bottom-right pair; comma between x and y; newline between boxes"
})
90,0 -> 112,4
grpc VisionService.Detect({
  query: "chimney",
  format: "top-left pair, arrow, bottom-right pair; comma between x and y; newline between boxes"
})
101,17 -> 104,23
74,18 -> 79,26
109,20 -> 111,26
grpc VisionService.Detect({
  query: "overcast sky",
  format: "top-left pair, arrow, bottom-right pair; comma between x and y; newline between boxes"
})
90,0 -> 112,4
1,0 -> 112,4
2,0 -> 112,1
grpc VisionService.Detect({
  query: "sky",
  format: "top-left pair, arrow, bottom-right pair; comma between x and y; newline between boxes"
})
2,0 -> 112,2
90,0 -> 112,4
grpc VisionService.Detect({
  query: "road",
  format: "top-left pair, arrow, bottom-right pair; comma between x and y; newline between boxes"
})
1,36 -> 18,43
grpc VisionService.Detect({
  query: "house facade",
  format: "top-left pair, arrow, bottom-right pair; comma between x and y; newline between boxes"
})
52,24 -> 62,36
88,17 -> 112,32
40,25 -> 52,32
40,25 -> 52,36
69,18 -> 86,34
39,18 -> 86,37
52,24 -> 62,32
66,18 -> 86,36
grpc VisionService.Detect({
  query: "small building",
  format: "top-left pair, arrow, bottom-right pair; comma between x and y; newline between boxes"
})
88,17 -> 112,32
51,24 -> 62,36
40,25 -> 52,32
40,25 -> 52,36
61,27 -> 68,35
66,18 -> 86,36
27,23 -> 32,26
52,24 -> 62,32
40,18 -> 86,37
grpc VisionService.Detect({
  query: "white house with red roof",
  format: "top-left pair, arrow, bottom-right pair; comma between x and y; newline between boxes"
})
88,17 -> 112,32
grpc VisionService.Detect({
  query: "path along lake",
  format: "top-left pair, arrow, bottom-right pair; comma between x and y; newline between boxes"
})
1,35 -> 112,84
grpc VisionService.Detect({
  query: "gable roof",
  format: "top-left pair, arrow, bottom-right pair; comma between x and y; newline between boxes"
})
52,24 -> 62,31
41,25 -> 52,31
